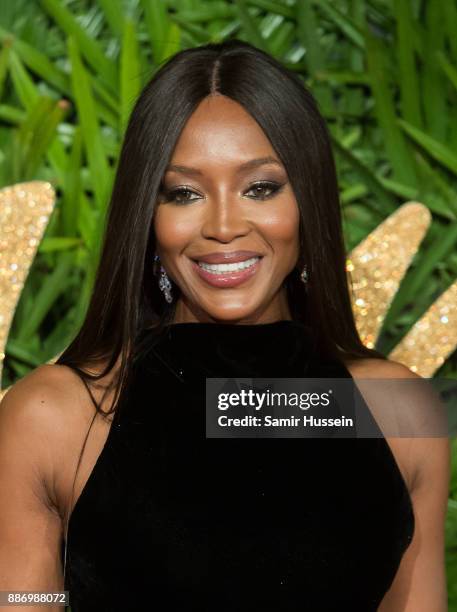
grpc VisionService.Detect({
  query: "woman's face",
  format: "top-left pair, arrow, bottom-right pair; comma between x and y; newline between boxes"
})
153,94 -> 300,324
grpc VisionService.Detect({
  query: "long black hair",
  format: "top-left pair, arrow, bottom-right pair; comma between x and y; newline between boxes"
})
56,38 -> 385,419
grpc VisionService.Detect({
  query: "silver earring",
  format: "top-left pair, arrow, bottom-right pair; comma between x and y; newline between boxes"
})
154,254 -> 173,303
300,264 -> 308,285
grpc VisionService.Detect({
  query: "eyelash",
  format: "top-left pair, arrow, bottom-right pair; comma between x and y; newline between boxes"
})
161,181 -> 285,205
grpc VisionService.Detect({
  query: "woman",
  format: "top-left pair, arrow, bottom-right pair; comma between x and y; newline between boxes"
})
0,39 -> 450,611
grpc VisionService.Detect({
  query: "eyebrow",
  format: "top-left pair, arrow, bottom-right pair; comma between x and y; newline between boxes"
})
165,156 -> 283,176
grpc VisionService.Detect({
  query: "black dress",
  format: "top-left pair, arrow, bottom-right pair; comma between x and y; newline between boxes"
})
62,320 -> 415,611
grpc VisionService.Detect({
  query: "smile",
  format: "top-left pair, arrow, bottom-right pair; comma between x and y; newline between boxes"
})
190,255 -> 263,288
198,256 -> 260,274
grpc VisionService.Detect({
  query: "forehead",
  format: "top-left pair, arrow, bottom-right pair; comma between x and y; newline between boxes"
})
170,95 -> 276,164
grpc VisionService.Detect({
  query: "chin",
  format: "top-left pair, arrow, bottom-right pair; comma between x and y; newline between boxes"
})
209,312 -> 254,323
197,301 -> 265,324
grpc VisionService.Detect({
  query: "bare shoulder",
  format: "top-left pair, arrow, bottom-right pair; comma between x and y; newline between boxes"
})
3,361 -> 83,396
1,361 -> 117,422
0,363 -> 97,437
343,356 -> 419,379
1,363 -> 81,430
0,363 -> 113,516
344,356 -> 450,497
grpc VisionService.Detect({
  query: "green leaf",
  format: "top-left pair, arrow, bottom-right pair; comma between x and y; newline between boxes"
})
247,0 -> 294,19
77,191 -> 98,250
349,0 -> 365,71
4,340 -> 43,367
38,237 -> 82,252
267,19 -> 295,58
315,70 -> 370,85
2,25 -> 115,128
0,40 -> 10,101
0,104 -> 24,124
16,252 -> 74,341
11,96 -> 54,180
8,49 -> 38,110
436,51 -> 457,95
340,184 -> 367,204
422,2 -> 447,142
170,16 -> 210,43
393,0 -> 422,128
61,125 -> 83,236
40,0 -> 117,91
331,134 -> 397,213
174,5 -> 237,22
443,0 -> 457,64
141,0 -> 173,63
0,25 -> 70,95
24,99 -> 69,179
364,28 -> 417,186
296,0 -> 323,75
378,177 -> 418,201
98,0 -> 125,37
234,0 -> 269,52
314,0 -> 365,49
160,21 -> 181,65
415,151 -> 457,220
120,19 -> 142,134
67,36 -> 111,210
398,118 -> 457,175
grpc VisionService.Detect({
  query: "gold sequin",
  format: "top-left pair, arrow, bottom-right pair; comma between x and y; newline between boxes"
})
348,201 -> 456,376
348,202 -> 431,347
0,182 -> 56,399
389,281 -> 457,377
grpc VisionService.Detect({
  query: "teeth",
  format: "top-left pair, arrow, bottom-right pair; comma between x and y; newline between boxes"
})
198,256 -> 260,274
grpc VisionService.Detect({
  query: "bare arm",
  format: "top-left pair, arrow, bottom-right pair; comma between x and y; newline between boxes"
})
355,360 -> 451,611
378,435 -> 450,611
0,366 -> 68,611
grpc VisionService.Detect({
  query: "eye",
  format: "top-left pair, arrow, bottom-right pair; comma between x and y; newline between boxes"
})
160,180 -> 285,205
244,181 -> 284,200
161,186 -> 201,205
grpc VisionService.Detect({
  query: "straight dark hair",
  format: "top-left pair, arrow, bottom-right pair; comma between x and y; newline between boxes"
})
56,38 -> 385,420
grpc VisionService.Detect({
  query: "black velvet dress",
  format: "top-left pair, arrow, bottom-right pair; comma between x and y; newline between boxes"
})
62,320 -> 415,611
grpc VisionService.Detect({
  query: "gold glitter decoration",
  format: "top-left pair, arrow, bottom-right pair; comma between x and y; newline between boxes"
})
347,202 -> 431,348
0,182 -> 56,400
388,280 -> 457,377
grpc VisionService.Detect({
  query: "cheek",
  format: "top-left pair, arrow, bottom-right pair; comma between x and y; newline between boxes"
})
259,200 -> 300,251
153,206 -> 196,254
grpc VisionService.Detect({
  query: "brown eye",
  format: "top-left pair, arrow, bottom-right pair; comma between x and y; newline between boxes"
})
245,181 -> 284,200
162,187 -> 201,205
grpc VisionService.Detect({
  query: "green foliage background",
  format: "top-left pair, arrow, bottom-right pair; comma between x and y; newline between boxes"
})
0,0 -> 456,606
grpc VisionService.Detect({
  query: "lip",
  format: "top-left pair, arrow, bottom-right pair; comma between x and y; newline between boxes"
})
191,250 -> 263,264
190,256 -> 262,288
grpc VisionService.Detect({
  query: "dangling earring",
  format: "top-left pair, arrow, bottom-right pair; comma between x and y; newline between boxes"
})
300,264 -> 308,285
153,254 -> 173,303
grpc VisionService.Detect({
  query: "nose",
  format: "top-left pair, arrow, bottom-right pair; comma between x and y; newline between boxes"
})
200,195 -> 251,243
